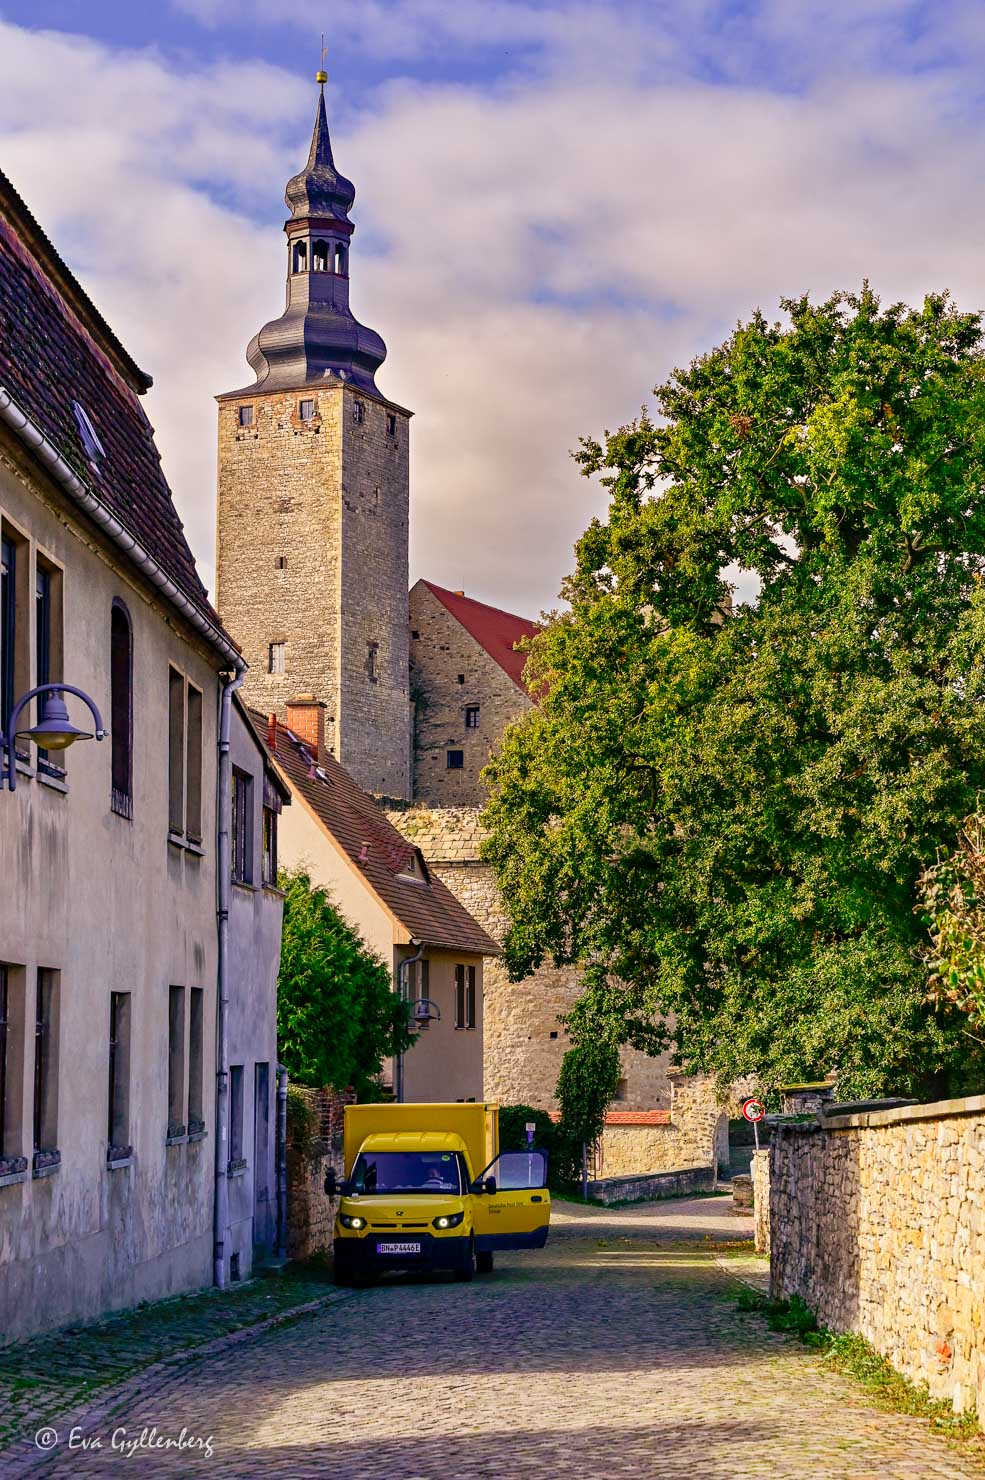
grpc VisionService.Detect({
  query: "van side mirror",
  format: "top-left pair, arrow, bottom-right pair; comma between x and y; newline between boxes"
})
484,1176 -> 497,1195
324,1168 -> 340,1198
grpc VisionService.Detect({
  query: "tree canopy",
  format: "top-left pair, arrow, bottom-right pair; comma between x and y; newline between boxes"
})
483,288 -> 985,1099
277,867 -> 412,1096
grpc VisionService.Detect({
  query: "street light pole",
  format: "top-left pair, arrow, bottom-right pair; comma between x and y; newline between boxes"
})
0,683 -> 105,791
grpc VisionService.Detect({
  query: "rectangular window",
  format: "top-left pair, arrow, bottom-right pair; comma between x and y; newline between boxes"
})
35,566 -> 50,770
238,405 -> 254,427
167,986 -> 186,1138
186,686 -> 203,843
614,1077 -> 628,1102
229,1064 -> 244,1166
0,966 -> 8,1156
1,536 -> 15,738
110,602 -> 133,816
273,556 -> 286,570
466,965 -> 476,1029
34,969 -> 59,1152
446,749 -> 464,770
232,768 -> 254,884
386,412 -> 396,436
168,666 -> 185,834
352,400 -> 365,425
414,959 -> 431,1030
0,966 -> 24,1161
455,965 -> 466,1030
107,991 -> 131,1149
262,805 -> 278,885
268,642 -> 286,675
299,399 -> 315,422
465,705 -> 480,729
367,640 -> 379,683
188,988 -> 204,1134
455,965 -> 476,1030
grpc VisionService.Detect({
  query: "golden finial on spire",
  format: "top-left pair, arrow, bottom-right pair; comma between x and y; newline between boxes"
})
316,34 -> 328,86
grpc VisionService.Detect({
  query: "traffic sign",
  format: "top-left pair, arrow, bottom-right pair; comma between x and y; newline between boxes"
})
742,1098 -> 766,1124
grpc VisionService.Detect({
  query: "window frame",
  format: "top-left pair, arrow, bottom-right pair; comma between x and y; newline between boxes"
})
464,704 -> 480,730
167,986 -> 186,1139
33,969 -> 59,1154
107,990 -> 131,1152
298,398 -> 316,422
232,767 -> 254,885
229,1064 -> 245,1168
446,749 -> 464,770
238,404 -> 254,428
268,641 -> 286,676
110,599 -> 133,817
188,987 -> 205,1135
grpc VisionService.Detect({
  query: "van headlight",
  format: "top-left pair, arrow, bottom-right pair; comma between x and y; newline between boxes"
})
340,1213 -> 366,1229
432,1211 -> 465,1230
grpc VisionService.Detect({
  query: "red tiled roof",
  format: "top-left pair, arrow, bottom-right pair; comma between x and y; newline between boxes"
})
546,1109 -> 672,1126
250,710 -> 500,958
421,580 -> 539,691
0,169 -> 222,636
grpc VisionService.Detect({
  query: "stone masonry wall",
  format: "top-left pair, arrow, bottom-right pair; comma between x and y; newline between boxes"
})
769,1096 -> 985,1425
387,803 -> 677,1116
409,581 -> 532,807
752,1147 -> 770,1255
216,382 -> 410,798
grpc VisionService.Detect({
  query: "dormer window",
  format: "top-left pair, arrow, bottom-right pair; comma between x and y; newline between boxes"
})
292,240 -> 308,274
72,401 -> 104,466
312,239 -> 329,272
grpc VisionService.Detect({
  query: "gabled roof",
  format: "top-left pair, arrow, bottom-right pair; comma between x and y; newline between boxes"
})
249,709 -> 499,958
419,580 -> 539,691
0,167 -> 225,641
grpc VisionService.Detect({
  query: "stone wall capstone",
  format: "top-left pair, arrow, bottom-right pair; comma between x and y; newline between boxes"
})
769,1095 -> 985,1427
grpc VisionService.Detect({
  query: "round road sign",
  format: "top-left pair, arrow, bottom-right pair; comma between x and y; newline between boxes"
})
742,1097 -> 766,1124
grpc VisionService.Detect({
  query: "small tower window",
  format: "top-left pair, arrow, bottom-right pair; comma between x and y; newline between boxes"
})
312,239 -> 329,272
274,556 -> 286,570
386,413 -> 397,437
238,405 -> 254,427
457,674 -> 465,685
299,399 -> 315,422
352,400 -> 365,426
465,705 -> 480,729
446,749 -> 464,770
335,243 -> 348,275
367,641 -> 379,682
268,642 -> 286,675
292,240 -> 308,274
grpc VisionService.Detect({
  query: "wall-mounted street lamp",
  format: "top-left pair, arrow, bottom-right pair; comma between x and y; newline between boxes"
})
0,683 -> 105,792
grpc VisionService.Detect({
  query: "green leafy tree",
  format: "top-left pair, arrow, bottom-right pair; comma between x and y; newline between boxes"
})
484,288 -> 985,1100
920,814 -> 985,1036
277,867 -> 413,1096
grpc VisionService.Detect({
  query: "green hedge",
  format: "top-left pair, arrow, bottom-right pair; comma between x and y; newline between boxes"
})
498,1104 -> 579,1188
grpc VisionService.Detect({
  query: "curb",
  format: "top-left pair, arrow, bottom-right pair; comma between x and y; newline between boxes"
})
711,1251 -> 771,1294
0,1286 -> 356,1477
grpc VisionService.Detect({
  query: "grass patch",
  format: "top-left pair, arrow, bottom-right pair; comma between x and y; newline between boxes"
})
737,1291 -> 983,1445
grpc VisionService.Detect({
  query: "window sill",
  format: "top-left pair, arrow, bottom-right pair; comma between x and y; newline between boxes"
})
0,1155 -> 29,1188
37,769 -> 69,795
261,883 -> 286,898
166,1126 -> 188,1147
107,1154 -> 133,1170
227,1158 -> 248,1178
232,878 -> 257,894
33,1149 -> 61,1179
167,830 -> 186,849
15,758 -> 35,781
0,1168 -> 28,1189
184,839 -> 205,857
188,1129 -> 208,1144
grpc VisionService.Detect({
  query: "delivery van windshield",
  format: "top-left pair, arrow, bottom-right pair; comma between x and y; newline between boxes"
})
351,1152 -> 464,1195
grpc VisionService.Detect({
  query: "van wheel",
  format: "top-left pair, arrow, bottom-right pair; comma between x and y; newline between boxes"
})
476,1250 -> 494,1275
454,1238 -> 475,1283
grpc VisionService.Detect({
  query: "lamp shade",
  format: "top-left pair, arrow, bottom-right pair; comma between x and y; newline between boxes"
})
16,692 -> 93,751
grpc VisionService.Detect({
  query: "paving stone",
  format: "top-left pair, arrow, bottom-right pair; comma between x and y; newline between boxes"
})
3,1197 -> 983,1479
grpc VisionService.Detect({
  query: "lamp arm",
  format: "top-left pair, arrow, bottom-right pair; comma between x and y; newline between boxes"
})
2,683 -> 106,792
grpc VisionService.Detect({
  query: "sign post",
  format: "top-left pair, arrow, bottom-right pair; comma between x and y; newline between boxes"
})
742,1096 -> 766,1152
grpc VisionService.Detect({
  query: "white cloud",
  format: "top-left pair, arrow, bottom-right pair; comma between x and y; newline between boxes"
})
2,11 -> 985,617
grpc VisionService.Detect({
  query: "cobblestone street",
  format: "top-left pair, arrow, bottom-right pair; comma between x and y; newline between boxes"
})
8,1196 -> 983,1479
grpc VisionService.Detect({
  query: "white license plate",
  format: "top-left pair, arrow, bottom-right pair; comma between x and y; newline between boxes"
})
377,1241 -> 421,1255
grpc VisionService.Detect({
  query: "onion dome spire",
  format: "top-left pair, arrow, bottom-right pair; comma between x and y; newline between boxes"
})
238,67 -> 387,396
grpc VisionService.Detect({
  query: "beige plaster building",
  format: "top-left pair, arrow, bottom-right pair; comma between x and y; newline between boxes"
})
262,698 -> 499,1103
0,167 -> 286,1339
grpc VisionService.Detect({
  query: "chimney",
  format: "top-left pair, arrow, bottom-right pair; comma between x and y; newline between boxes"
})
266,713 -> 278,752
286,694 -> 326,761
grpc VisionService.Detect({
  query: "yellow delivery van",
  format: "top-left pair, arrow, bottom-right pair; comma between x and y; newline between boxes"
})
325,1102 -> 551,1284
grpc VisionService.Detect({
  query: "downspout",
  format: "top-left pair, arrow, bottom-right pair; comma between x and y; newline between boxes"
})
276,1063 -> 289,1260
213,664 -> 246,1290
394,940 -> 424,1104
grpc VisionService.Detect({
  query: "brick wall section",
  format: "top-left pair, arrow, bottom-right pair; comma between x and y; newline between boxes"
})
387,802 -> 678,1116
216,383 -> 411,798
409,582 -> 531,806
769,1097 -> 985,1425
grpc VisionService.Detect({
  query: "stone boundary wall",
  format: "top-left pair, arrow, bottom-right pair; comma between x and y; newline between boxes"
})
286,1148 -> 337,1261
769,1095 -> 985,1425
587,1165 -> 716,1205
752,1148 -> 770,1255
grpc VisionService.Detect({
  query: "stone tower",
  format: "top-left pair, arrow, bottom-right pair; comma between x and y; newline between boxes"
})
215,75 -> 411,798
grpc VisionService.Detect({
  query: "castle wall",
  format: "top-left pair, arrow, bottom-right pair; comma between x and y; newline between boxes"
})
388,804 -> 675,1114
216,384 -> 410,798
409,582 -> 530,807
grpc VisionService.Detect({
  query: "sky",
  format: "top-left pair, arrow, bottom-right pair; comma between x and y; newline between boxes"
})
2,3 -> 985,616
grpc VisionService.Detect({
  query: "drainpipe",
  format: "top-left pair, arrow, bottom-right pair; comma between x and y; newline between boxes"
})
276,1063 -> 289,1260
213,664 -> 246,1290
394,940 -> 424,1103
